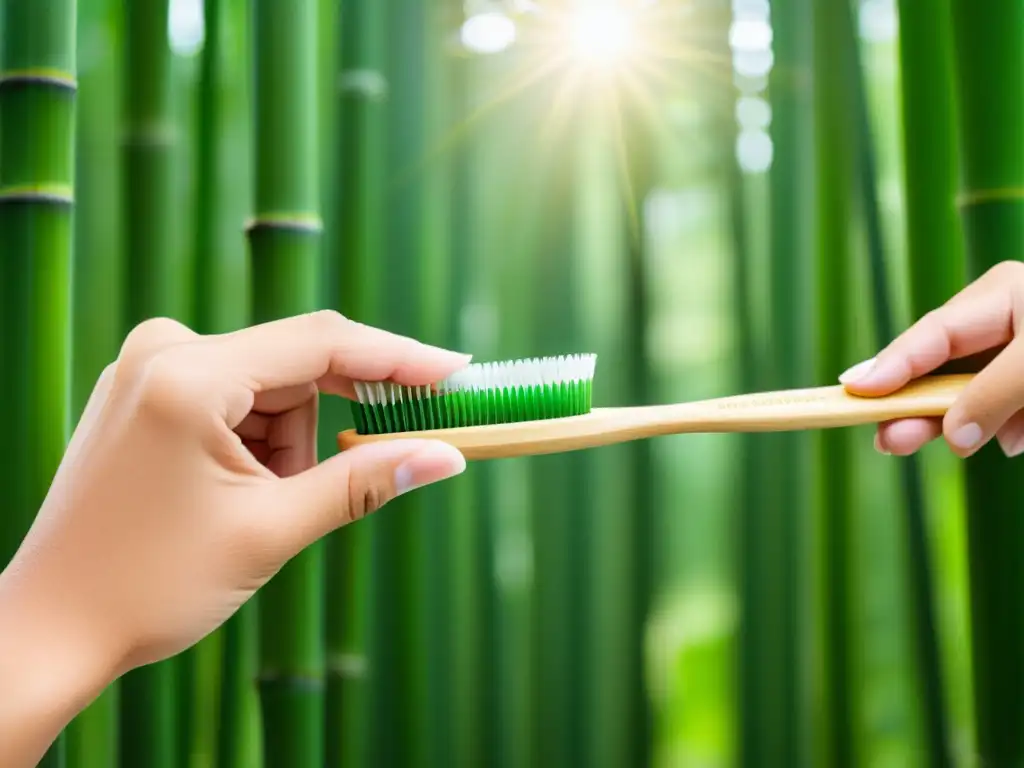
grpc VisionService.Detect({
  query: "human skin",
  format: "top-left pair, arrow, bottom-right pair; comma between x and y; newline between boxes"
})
841,261 -> 1024,458
0,311 -> 469,767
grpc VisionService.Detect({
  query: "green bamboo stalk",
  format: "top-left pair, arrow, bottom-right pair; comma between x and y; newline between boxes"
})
64,0 -> 122,763
948,4 -> 1024,764
812,1 -> 857,764
122,0 -> 186,324
0,1 -> 77,765
367,1 -> 453,764
445,41 -> 486,768
726,50 -> 766,768
0,0 -> 77,593
742,0 -> 814,764
210,6 -> 260,768
620,100 -> 655,768
217,606 -> 261,768
574,109 -> 639,768
528,102 -> 587,768
117,0 -> 184,762
249,1 -> 324,765
323,0 -> 385,764
847,3 -> 953,764
475,47 -> 534,768
894,9 -> 967,761
445,35 -> 505,768
194,0 -> 249,337
419,7 -> 457,767
896,0 -> 963,318
188,0 -> 253,766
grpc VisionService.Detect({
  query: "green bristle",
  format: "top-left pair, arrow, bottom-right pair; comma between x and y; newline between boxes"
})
350,354 -> 597,436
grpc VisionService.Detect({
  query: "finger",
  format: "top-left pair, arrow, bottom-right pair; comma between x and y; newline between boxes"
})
839,265 -> 1019,396
235,412 -> 272,441
252,383 -> 317,415
262,439 -> 466,559
942,338 -> 1024,456
243,439 -> 273,465
995,409 -> 1024,458
876,418 -> 943,456
211,311 -> 471,394
265,397 -> 318,479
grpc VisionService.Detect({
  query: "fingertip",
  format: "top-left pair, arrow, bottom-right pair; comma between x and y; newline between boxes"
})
943,419 -> 985,458
839,358 -> 878,386
839,356 -> 907,395
387,346 -> 473,387
394,440 -> 467,495
878,418 -> 942,456
873,430 -> 890,455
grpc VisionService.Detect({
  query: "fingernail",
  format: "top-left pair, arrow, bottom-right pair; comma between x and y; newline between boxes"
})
998,432 -> 1024,458
427,345 -> 472,364
839,357 -> 877,385
949,422 -> 983,452
873,433 -> 890,455
395,444 -> 467,495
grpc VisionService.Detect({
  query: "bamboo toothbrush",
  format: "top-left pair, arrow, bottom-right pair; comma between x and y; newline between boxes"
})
337,354 -> 973,461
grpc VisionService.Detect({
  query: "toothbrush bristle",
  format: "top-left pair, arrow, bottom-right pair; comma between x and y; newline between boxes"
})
351,354 -> 597,435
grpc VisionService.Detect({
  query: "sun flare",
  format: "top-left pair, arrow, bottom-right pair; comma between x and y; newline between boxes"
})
567,7 -> 636,66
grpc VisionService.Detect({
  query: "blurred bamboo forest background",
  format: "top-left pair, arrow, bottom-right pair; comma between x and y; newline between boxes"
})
2,0 -> 1023,766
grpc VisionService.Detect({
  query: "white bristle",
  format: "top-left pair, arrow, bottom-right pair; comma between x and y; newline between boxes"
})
353,353 -> 597,406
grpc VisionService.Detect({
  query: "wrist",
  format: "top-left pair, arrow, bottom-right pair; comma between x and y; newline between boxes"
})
0,562 -> 117,766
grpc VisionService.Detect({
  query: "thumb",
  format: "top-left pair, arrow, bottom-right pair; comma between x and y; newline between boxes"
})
943,339 -> 1024,457
272,439 -> 466,554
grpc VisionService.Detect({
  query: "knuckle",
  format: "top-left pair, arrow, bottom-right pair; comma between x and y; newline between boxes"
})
990,260 -> 1024,281
118,317 -> 194,380
122,317 -> 189,352
918,308 -> 944,329
135,348 -> 207,419
309,309 -> 354,335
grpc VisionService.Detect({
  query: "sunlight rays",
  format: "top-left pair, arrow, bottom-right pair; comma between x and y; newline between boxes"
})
403,1 -> 736,220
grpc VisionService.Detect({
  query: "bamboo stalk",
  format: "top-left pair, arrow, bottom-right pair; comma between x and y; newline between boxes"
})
0,1 -> 77,765
812,1 -> 857,763
742,0 -> 814,763
249,1 -> 324,765
576,116 -> 637,768
848,3 -> 953,764
528,94 -> 587,768
187,0 -> 254,765
476,47 -> 534,768
117,0 -> 184,762
64,0 -> 122,762
896,0 -> 963,317
366,1 -> 452,764
726,40 -> 767,768
948,3 -> 1024,764
894,7 -> 966,760
323,0 -> 385,764
419,6 -> 457,766
446,35 -> 500,768
218,605 -> 261,768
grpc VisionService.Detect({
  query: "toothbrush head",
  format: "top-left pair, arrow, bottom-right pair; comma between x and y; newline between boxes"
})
350,353 -> 597,435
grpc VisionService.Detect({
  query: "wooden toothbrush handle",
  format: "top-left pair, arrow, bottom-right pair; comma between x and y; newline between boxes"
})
336,374 -> 975,461
653,373 -> 974,433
